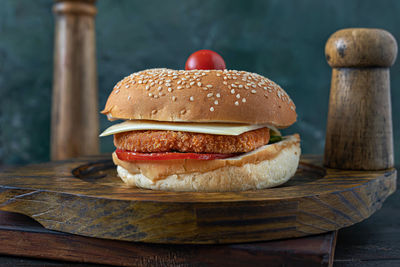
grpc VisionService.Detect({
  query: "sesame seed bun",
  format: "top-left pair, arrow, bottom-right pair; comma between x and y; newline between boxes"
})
113,134 -> 300,192
101,68 -> 296,127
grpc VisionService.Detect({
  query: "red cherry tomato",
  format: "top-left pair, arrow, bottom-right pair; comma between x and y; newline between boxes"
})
115,149 -> 236,161
185,50 -> 226,70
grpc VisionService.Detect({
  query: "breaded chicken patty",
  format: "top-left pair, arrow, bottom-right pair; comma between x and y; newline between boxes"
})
114,127 -> 271,154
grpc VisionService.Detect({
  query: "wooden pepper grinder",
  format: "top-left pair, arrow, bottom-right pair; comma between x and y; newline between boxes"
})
324,28 -> 397,170
51,0 -> 99,160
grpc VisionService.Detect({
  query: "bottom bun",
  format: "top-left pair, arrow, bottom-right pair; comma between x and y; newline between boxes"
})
115,134 -> 301,192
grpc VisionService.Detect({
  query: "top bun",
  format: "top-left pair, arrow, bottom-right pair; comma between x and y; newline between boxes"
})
101,68 -> 296,127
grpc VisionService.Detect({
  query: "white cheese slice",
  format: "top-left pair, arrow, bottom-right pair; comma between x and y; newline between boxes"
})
100,120 -> 279,137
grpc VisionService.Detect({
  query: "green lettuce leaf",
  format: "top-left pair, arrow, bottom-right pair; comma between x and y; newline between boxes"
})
269,135 -> 283,144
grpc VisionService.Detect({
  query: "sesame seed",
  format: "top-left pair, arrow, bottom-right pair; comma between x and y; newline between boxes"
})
172,96 -> 177,101
207,85 -> 213,88
158,86 -> 162,91
264,87 -> 268,90
251,90 -> 257,94
231,89 -> 235,94
252,84 -> 257,88
159,92 -> 164,96
242,98 -> 246,103
173,76 -> 178,79
145,85 -> 150,90
207,93 -> 213,98
238,84 -> 243,88
190,81 -> 195,86
148,93 -> 153,97
216,93 -> 221,98
210,107 -> 215,112
177,80 -> 182,85
180,109 -> 186,115
203,87 -> 208,91
125,84 -> 129,88
166,83 -> 171,87
216,73 -> 221,76
214,100 -> 219,105
231,84 -> 237,88
236,94 -> 240,99
115,89 -> 120,94
223,77 -> 227,80
168,87 -> 173,92
197,82 -> 202,86
177,86 -> 182,90
223,81 -> 228,85
128,96 -> 131,100
189,96 -> 194,101
138,80 -> 143,84
233,76 -> 237,79
235,101 -> 239,106
154,95 -> 159,99
151,110 -> 157,115
166,79 -> 171,82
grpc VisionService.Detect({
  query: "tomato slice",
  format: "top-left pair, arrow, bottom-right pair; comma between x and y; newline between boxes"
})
115,149 -> 237,161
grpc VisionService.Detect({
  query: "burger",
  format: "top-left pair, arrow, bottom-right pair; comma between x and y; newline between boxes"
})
100,51 -> 300,192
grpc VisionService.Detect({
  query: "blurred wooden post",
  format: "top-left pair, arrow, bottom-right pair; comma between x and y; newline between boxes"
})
324,28 -> 397,170
51,0 -> 99,160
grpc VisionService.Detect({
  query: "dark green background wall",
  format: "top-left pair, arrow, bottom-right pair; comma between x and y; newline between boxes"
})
0,0 -> 399,165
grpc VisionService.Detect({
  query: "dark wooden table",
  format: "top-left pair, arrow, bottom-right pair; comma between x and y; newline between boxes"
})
0,167 -> 398,266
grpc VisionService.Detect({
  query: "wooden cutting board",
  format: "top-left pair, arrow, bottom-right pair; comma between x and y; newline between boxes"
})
0,210 -> 337,266
0,154 -> 395,244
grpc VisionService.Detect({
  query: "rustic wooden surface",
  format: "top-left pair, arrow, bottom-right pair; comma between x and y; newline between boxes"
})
0,210 -> 337,267
0,154 -> 395,244
3,181 -> 400,266
324,28 -> 397,170
51,0 -> 99,160
334,174 -> 400,266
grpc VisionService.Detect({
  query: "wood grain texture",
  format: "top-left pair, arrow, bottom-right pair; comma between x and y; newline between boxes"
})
0,211 -> 337,267
334,174 -> 400,266
325,28 -> 397,68
324,28 -> 397,170
51,0 -> 99,160
0,154 -> 395,244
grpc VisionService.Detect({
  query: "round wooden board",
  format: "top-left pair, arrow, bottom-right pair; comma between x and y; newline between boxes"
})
0,154 -> 396,244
